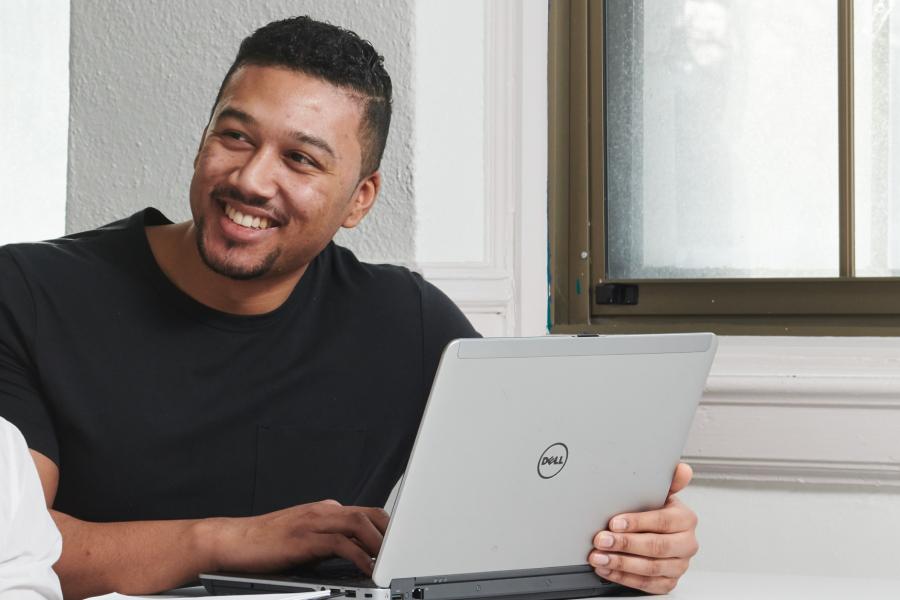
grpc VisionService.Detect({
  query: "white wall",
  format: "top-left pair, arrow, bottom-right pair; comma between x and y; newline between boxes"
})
415,0 -> 549,338
681,482 -> 900,578
682,336 -> 900,578
0,0 -> 69,244
414,1 -> 485,264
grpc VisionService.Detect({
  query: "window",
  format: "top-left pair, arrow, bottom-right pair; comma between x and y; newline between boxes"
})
550,0 -> 900,334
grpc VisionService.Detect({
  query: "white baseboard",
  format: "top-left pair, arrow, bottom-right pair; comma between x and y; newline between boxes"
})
685,337 -> 900,487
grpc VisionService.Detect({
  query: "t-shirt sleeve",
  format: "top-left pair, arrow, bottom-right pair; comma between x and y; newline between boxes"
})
416,275 -> 481,399
0,249 -> 59,464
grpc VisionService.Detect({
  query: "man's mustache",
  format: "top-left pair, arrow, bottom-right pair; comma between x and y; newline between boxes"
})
211,184 -> 288,225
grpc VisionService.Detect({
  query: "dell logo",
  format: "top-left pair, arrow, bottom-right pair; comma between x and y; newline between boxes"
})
537,443 -> 568,479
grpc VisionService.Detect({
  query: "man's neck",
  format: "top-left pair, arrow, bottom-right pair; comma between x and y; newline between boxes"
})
144,222 -> 307,316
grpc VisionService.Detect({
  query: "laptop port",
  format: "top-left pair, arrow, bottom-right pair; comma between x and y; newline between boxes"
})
391,595 -> 403,600
412,589 -> 424,599
345,591 -> 356,598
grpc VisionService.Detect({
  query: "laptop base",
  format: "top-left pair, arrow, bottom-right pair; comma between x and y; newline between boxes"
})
201,569 -> 639,599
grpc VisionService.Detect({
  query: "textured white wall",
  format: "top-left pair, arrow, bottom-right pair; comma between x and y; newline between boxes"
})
67,0 -> 415,262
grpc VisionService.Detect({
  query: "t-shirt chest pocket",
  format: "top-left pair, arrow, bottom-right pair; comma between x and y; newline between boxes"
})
252,424 -> 368,515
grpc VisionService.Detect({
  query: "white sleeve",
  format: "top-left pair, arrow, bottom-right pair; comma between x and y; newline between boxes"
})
0,418 -> 63,600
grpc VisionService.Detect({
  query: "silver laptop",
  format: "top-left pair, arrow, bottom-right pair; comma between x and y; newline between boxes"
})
201,333 -> 717,599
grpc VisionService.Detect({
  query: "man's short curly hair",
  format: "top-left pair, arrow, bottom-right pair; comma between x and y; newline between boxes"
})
212,16 -> 393,177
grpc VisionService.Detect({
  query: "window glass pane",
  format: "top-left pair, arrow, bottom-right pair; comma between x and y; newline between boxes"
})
855,0 -> 900,276
605,0 -> 839,279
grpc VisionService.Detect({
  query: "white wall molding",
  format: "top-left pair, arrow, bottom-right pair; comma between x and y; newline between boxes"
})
419,0 -> 520,336
420,0 -> 549,338
686,336 -> 900,488
421,268 -> 514,308
516,1 -> 551,336
689,457 -> 900,487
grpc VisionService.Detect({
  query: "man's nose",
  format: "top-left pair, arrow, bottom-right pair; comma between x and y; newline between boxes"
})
230,147 -> 279,200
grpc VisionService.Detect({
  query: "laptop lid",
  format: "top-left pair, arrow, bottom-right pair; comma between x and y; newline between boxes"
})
372,333 -> 716,588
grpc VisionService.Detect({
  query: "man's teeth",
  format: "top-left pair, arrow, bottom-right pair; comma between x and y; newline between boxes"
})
224,204 -> 271,230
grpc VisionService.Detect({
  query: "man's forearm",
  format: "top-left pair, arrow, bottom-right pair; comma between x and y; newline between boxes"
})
50,500 -> 390,599
51,510 -> 223,600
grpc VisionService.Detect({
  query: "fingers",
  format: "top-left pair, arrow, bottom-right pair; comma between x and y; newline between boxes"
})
594,569 -> 680,595
592,530 -> 698,560
590,494 -> 698,596
219,501 -> 388,575
310,510 -> 385,556
668,462 -> 693,496
360,506 -> 390,534
321,534 -> 377,576
313,502 -> 389,533
606,496 -> 697,535
589,550 -> 689,579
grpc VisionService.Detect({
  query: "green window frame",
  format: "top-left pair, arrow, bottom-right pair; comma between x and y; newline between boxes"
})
549,0 -> 900,335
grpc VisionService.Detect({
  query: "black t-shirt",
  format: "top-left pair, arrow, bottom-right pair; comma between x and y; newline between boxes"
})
0,208 -> 478,522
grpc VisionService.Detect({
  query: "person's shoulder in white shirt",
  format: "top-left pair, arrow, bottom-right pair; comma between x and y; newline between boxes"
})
0,417 -> 63,600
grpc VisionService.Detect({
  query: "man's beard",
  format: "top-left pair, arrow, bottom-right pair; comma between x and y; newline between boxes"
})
195,216 -> 281,280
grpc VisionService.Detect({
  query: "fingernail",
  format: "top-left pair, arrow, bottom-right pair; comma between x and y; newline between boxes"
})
597,533 -> 614,548
590,553 -> 610,566
595,567 -> 611,577
611,518 -> 628,531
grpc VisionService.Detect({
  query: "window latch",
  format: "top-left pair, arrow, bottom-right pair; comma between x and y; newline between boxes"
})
595,283 -> 639,305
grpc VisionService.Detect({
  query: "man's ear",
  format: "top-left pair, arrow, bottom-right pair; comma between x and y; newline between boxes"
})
342,171 -> 381,229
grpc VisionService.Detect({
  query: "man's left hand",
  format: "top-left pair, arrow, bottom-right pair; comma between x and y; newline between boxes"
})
587,462 -> 698,595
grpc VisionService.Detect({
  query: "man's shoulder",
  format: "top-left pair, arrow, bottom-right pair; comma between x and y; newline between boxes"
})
328,243 -> 419,287
0,209 -> 154,278
326,243 -> 443,303
325,243 -> 479,339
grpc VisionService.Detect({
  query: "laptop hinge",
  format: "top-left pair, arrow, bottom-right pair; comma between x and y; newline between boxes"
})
413,565 -> 593,585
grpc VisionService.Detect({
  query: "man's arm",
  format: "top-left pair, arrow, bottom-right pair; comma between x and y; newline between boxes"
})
588,462 -> 699,595
31,451 -> 388,600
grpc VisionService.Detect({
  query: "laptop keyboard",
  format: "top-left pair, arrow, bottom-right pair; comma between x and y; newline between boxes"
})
287,557 -> 376,586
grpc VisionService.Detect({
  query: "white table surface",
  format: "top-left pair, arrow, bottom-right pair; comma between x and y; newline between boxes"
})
662,570 -> 899,599
89,570 -> 900,600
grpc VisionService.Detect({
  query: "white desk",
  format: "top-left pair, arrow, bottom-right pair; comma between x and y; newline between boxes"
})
666,570 -> 898,599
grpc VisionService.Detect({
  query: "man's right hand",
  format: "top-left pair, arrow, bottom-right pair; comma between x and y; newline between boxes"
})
30,450 -> 389,599
207,499 -> 390,576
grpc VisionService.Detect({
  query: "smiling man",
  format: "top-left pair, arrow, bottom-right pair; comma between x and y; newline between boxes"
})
0,16 -> 697,599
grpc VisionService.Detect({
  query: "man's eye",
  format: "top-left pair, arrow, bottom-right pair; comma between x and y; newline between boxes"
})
288,152 -> 314,166
223,131 -> 245,141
